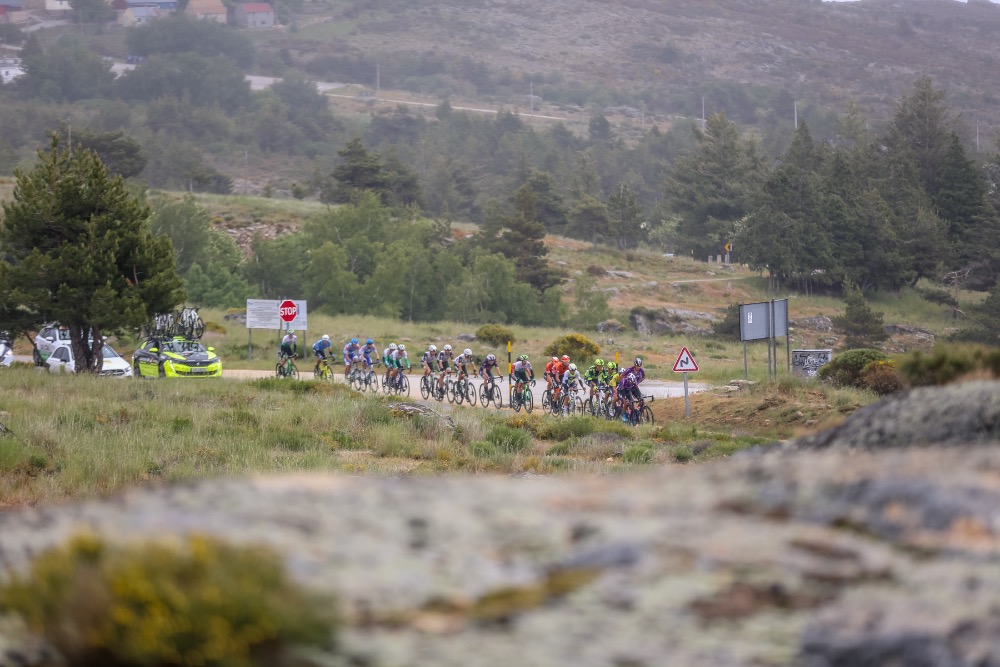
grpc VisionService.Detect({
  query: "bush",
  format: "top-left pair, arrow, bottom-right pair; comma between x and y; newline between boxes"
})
622,443 -> 653,464
898,345 -> 1000,387
476,324 -> 516,347
543,333 -> 600,363
712,303 -> 741,338
859,360 -> 906,396
0,534 -> 335,667
832,280 -> 888,349
817,349 -> 890,388
535,415 -> 595,441
484,425 -> 531,453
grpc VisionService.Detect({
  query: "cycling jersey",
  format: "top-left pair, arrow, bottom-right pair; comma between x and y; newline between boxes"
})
281,335 -> 297,357
544,361 -> 558,376
512,358 -> 533,382
630,367 -> 646,383
561,370 -> 582,388
553,361 -> 569,377
313,339 -> 331,357
421,350 -> 438,369
617,371 -> 640,392
343,342 -> 361,361
453,352 -> 474,367
480,359 -> 499,379
362,343 -> 377,362
392,349 -> 409,369
583,365 -> 606,383
436,350 -> 453,370
382,347 -> 393,364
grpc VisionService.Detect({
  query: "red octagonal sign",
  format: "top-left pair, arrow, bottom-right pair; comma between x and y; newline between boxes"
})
279,299 -> 298,323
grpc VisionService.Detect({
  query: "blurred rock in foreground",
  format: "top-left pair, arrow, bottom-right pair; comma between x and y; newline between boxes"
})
3,381 -> 1000,666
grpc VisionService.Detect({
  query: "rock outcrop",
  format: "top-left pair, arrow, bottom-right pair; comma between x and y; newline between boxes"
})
3,381 -> 1000,666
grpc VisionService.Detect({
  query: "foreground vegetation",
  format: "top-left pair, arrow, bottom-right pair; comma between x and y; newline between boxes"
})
0,367 -> 877,508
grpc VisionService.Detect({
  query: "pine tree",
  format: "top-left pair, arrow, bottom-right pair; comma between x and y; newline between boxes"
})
832,280 -> 889,350
0,137 -> 183,371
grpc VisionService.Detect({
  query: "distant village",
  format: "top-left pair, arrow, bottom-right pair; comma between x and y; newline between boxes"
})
0,0 -> 275,31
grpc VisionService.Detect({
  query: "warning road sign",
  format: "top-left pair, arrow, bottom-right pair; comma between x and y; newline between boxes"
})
672,346 -> 699,373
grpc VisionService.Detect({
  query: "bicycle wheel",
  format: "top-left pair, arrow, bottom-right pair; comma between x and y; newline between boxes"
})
445,379 -> 456,404
288,363 -> 298,380
511,386 -> 522,412
398,373 -> 410,397
490,384 -> 503,409
523,389 -> 533,414
420,375 -> 431,399
479,382 -> 490,405
640,405 -> 654,425
192,316 -> 205,339
465,381 -> 477,406
453,380 -> 464,405
541,389 -> 552,411
275,362 -> 284,378
573,396 -> 585,415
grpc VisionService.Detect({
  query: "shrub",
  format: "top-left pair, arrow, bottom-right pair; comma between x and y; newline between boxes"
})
0,533 -> 335,667
536,415 -> 595,441
475,324 -> 516,347
543,333 -> 600,363
818,348 -> 889,388
832,279 -> 888,349
859,360 -> 905,396
898,345 -> 1000,387
622,443 -> 653,464
673,445 -> 693,463
713,303 -> 741,338
484,425 -> 531,453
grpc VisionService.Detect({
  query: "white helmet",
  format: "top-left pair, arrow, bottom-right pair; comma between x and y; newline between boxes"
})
443,344 -> 452,351
389,343 -> 397,351
464,348 -> 472,356
428,344 -> 437,353
398,344 -> 406,351
569,363 -> 578,371
322,334 -> 330,341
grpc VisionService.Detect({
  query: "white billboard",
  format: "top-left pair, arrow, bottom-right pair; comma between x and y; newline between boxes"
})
245,299 -> 308,330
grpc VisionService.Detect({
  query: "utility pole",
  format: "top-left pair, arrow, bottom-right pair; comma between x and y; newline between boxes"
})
244,149 -> 248,196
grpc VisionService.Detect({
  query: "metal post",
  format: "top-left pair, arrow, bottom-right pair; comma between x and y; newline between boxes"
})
248,329 -> 252,361
743,341 -> 748,380
683,372 -> 690,418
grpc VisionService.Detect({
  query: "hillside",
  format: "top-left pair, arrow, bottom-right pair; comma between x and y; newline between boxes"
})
270,0 -> 1000,136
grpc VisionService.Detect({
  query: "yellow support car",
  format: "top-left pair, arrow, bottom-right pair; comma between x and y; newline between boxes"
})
132,336 -> 222,378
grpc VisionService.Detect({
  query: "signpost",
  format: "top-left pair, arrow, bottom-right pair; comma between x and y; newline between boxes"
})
245,299 -> 308,360
672,346 -> 699,417
739,299 -> 788,380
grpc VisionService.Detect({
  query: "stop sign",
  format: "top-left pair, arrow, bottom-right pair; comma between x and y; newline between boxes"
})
278,300 -> 298,323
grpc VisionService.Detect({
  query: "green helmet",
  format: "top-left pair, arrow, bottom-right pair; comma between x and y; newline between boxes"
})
519,354 -> 529,361
594,358 -> 605,366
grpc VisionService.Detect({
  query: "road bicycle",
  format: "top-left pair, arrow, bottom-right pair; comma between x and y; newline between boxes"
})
585,384 -> 614,419
387,369 -> 410,397
419,373 -> 435,400
313,356 -> 335,383
554,384 -> 585,416
346,358 -> 367,391
275,352 -> 298,379
437,370 -> 454,403
452,374 -> 477,406
364,360 -> 381,394
613,394 -> 655,426
176,306 -> 205,339
479,374 -> 503,409
510,377 -> 534,414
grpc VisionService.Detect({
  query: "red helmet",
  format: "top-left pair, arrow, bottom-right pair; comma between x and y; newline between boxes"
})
561,355 -> 570,362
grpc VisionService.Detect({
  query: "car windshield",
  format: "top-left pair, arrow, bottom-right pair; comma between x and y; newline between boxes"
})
58,329 -> 71,341
103,344 -> 121,359
161,340 -> 206,354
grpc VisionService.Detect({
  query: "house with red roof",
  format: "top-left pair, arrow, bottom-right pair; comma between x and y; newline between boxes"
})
233,2 -> 273,27
184,0 -> 226,23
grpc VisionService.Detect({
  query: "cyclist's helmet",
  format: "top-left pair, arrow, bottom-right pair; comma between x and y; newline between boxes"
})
619,367 -> 627,373
519,354 -> 529,361
569,363 -> 578,371
389,343 -> 397,351
464,348 -> 472,356
444,344 -> 452,352
551,356 -> 559,363
322,334 -> 330,341
351,337 -> 358,345
595,358 -> 604,366
487,354 -> 496,361
561,355 -> 570,362
428,344 -> 437,352
398,344 -> 406,351
634,357 -> 643,367
366,338 -> 374,345
288,333 -> 297,339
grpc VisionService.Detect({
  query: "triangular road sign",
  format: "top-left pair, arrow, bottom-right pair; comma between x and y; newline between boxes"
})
672,346 -> 699,373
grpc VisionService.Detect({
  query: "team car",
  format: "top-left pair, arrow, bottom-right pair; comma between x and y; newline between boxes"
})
132,336 -> 222,378
33,323 -> 72,366
45,342 -> 133,378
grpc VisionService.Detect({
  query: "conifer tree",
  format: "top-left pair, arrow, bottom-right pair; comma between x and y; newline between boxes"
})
832,280 -> 889,350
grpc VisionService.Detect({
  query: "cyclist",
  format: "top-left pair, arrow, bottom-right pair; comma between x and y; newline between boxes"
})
550,354 -> 571,406
543,356 -> 559,391
421,344 -> 438,378
313,334 -> 332,374
383,342 -> 397,368
280,330 -> 298,359
479,353 -> 501,385
343,337 -> 362,378
583,358 -> 608,402
559,363 -> 584,413
630,356 -> 646,385
391,343 -> 410,388
361,338 -> 378,372
453,348 -> 477,388
511,354 -> 534,401
436,344 -> 455,398
613,360 -> 645,421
